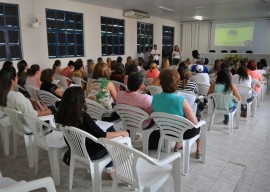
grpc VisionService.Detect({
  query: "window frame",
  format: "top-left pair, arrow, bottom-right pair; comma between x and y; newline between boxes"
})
137,22 -> 153,53
162,25 -> 174,51
0,3 -> 22,61
101,16 -> 125,56
46,9 -> 84,58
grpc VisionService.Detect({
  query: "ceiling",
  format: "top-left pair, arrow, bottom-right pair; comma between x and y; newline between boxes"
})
68,0 -> 270,22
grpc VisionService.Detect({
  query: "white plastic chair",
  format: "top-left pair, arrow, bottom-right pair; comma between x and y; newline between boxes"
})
37,90 -> 61,108
59,125 -> 131,192
25,85 -> 39,100
20,113 -> 67,185
151,112 -> 206,175
208,93 -> 240,135
54,74 -> 71,90
114,104 -> 158,155
0,174 -> 56,192
14,84 -> 27,92
111,80 -> 127,92
144,78 -> 154,86
176,90 -> 198,114
98,138 -> 181,192
237,85 -> 256,120
251,79 -> 263,107
0,107 -> 12,156
4,107 -> 34,168
71,76 -> 87,87
85,99 -> 115,121
146,85 -> 162,96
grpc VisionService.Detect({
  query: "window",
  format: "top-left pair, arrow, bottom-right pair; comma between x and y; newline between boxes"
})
162,26 -> 174,51
137,22 -> 153,53
0,3 -> 21,61
46,9 -> 84,58
101,17 -> 125,56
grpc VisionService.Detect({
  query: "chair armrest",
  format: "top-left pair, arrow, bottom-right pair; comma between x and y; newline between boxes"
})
197,95 -> 204,100
194,120 -> 206,128
38,115 -> 58,131
152,153 -> 181,166
111,136 -> 132,147
0,177 -> 56,192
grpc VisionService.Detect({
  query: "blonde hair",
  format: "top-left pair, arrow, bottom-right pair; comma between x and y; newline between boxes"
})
161,58 -> 170,70
150,63 -> 157,72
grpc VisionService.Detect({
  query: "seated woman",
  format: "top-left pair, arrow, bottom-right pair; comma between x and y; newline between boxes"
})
71,59 -> 86,80
0,67 -> 52,133
146,63 -> 160,79
109,63 -> 125,83
152,58 -> 170,86
86,62 -> 117,110
232,65 -> 254,116
247,60 -> 262,94
178,69 -> 198,93
152,69 -> 201,158
25,64 -> 42,88
17,60 -> 28,88
40,69 -> 63,98
55,86 -> 128,162
124,64 -> 138,85
52,60 -> 62,75
208,68 -> 241,124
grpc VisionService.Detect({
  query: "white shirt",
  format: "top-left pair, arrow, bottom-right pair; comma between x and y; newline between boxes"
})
232,74 -> 252,97
151,49 -> 160,61
191,73 -> 210,85
172,50 -> 181,59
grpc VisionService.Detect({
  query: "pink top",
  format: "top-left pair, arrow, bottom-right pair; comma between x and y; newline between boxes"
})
247,69 -> 262,93
146,69 -> 160,79
116,91 -> 153,129
25,76 -> 40,88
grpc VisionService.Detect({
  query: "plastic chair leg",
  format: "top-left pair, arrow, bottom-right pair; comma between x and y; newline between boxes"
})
48,149 -> 60,185
157,138 -> 163,160
1,126 -> 10,156
172,157 -> 181,192
24,134 -> 34,168
209,112 -> 215,131
229,114 -> 233,135
69,158 -> 75,190
112,177 -> 118,192
182,141 -> 191,175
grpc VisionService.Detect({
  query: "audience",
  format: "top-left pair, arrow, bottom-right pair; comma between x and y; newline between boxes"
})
207,68 -> 241,125
191,65 -> 210,85
25,64 -> 42,88
55,86 -> 128,163
17,60 -> 28,88
152,69 -> 201,158
1,61 -> 14,71
247,60 -> 262,94
0,67 -> 51,133
71,59 -> 86,80
61,60 -> 74,79
110,63 -> 124,83
178,69 -> 199,93
40,68 -> 63,98
146,63 -> 160,79
52,60 -> 62,74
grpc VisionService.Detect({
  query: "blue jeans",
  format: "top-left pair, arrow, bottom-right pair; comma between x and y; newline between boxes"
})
224,104 -> 237,122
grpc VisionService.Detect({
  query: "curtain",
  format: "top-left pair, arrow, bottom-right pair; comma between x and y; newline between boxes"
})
181,22 -> 212,61
265,19 -> 270,54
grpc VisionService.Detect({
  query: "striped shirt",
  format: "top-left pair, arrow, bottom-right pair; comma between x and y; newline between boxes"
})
178,80 -> 198,93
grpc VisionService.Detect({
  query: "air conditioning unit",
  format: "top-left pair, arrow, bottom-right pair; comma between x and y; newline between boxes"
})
123,10 -> 150,19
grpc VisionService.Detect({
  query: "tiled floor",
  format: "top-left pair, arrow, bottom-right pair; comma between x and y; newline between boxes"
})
1,92 -> 270,191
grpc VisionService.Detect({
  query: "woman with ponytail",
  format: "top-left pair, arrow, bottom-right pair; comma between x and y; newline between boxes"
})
25,64 -> 41,88
178,69 -> 198,93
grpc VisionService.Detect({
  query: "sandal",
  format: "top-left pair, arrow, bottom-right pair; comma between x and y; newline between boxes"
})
174,144 -> 183,152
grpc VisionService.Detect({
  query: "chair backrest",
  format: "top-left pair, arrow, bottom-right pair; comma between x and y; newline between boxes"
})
54,74 -> 71,90
208,93 -> 239,111
111,80 -> 127,92
14,85 -> 27,92
237,85 -> 256,101
114,104 -> 150,131
37,90 -> 61,107
146,85 -> 162,96
20,113 -> 56,150
3,107 -> 25,136
25,85 -> 39,100
221,50 -> 228,53
197,83 -> 210,96
85,99 -> 112,120
71,77 -> 86,87
176,90 -> 197,114
151,112 -> 195,143
251,79 -> 262,91
98,137 -> 156,189
59,125 -> 96,164
144,78 -> 154,86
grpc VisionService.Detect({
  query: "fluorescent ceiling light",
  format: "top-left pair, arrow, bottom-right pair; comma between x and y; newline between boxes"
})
193,15 -> 203,20
159,6 -> 175,12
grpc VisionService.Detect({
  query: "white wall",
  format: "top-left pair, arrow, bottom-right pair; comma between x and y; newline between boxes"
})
0,0 -> 181,69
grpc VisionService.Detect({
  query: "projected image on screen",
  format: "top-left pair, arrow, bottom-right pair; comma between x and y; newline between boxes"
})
215,22 -> 254,46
